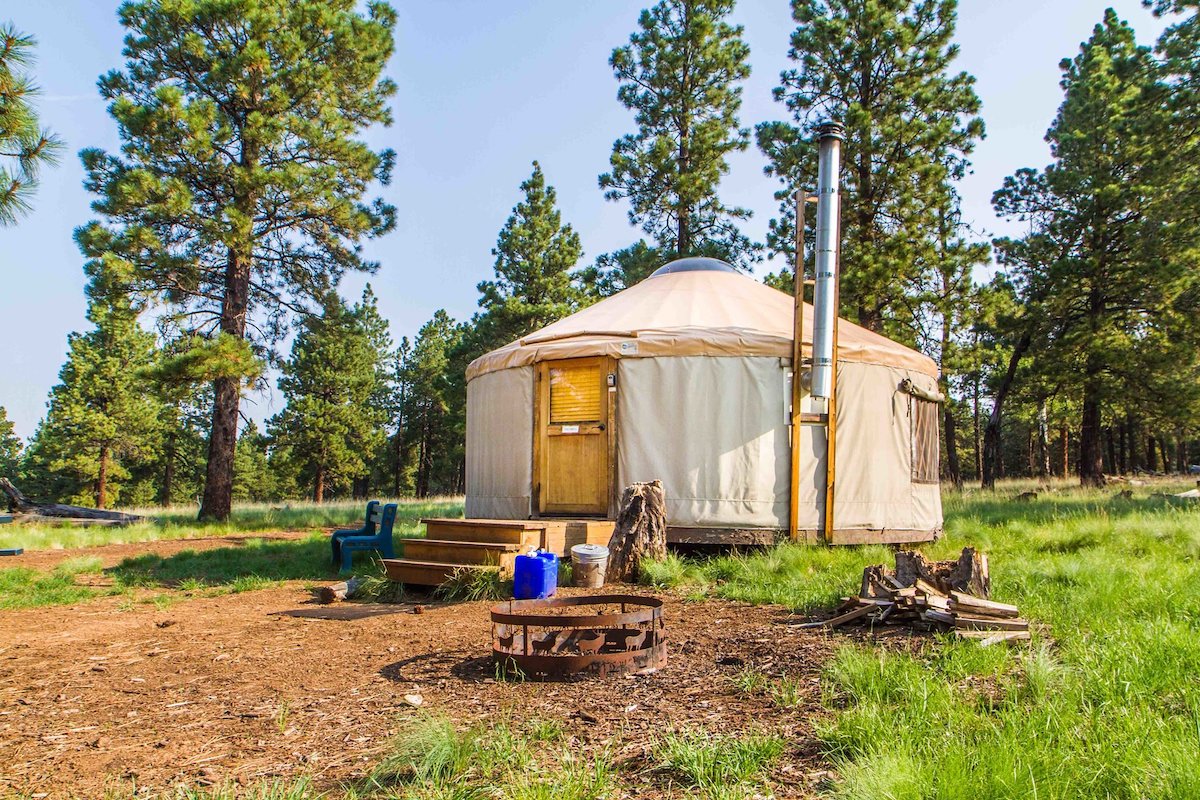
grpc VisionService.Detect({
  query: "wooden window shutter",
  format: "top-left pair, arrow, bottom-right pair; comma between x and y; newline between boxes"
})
549,364 -> 602,423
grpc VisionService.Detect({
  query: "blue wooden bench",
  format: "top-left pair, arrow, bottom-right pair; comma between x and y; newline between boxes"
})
333,502 -> 398,573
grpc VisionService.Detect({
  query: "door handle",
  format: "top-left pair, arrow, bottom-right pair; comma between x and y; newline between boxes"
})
597,424 -> 606,431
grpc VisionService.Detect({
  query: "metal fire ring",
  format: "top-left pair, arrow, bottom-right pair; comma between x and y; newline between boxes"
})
489,594 -> 667,680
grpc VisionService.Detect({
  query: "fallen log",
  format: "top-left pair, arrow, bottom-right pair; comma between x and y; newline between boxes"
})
316,577 -> 366,604
0,478 -> 144,525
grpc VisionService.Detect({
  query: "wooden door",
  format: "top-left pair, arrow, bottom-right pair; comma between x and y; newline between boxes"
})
535,357 -> 613,516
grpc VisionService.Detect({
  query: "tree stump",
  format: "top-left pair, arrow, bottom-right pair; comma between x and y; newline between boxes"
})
605,480 -> 667,584
894,547 -> 990,599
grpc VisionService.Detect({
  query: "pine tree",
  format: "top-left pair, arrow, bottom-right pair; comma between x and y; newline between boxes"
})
0,24 -> 62,225
268,291 -> 389,502
76,0 -> 398,520
0,406 -> 21,479
917,190 -> 989,489
399,311 -> 462,498
26,267 -> 162,507
579,240 -> 663,298
478,161 -> 584,344
599,0 -> 756,268
232,420 -> 275,502
993,10 -> 1180,487
757,0 -> 984,335
382,336 -> 413,497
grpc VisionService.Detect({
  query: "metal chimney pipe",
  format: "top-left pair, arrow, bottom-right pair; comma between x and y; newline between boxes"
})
810,120 -> 844,400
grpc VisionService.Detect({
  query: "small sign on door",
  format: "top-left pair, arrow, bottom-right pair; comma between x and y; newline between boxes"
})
561,424 -> 580,434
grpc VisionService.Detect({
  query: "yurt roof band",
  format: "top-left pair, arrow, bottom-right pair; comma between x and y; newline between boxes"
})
467,270 -> 938,381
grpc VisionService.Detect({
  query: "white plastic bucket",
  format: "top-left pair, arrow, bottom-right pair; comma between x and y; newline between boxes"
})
570,544 -> 609,588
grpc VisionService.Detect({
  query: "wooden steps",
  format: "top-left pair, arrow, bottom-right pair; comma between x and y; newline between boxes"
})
382,517 -> 616,587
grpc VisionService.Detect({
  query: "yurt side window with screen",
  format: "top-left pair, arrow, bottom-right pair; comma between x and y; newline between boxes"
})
911,397 -> 940,484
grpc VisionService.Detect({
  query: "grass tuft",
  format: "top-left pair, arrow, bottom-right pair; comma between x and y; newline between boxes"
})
433,568 -> 510,602
655,728 -> 785,792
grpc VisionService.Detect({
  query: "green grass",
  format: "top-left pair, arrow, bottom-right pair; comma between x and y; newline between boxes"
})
0,496 -> 464,552
0,558 -> 105,609
362,713 -> 612,799
639,480 -> 1200,799
655,728 -> 785,795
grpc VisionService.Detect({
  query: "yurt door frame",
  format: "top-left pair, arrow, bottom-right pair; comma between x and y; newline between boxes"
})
533,356 -> 616,517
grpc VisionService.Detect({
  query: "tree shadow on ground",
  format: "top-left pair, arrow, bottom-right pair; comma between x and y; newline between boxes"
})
108,535 -> 341,589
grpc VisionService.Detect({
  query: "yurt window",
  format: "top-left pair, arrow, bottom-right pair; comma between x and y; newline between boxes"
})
549,363 -> 603,423
911,398 -> 940,484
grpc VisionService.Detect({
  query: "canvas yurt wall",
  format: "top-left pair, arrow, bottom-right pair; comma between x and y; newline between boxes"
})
464,258 -> 942,544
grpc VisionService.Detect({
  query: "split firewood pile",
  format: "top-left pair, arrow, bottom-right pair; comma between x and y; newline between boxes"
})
799,547 -> 1030,646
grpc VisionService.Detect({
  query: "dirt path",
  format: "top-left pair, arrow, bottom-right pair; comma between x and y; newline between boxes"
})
0,575 -> 841,799
2,531 -> 315,572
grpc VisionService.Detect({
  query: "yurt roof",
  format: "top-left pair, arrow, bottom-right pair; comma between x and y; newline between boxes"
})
466,258 -> 938,381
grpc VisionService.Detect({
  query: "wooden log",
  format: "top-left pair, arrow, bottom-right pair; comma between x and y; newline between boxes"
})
952,614 -> 1029,632
914,579 -> 947,599
860,565 -> 892,598
605,480 -> 667,584
949,591 -> 1019,618
955,629 -> 1031,645
0,478 -> 144,525
316,577 -> 366,604
979,630 -> 1032,646
791,602 -> 875,629
922,609 -> 956,626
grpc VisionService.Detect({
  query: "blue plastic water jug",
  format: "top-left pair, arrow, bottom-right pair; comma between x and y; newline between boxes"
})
513,551 -> 558,599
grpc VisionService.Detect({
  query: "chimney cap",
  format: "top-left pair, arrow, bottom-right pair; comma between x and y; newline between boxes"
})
816,119 -> 845,140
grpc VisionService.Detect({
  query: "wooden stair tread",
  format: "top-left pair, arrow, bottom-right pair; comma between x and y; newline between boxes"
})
410,539 -> 523,550
421,518 -> 548,529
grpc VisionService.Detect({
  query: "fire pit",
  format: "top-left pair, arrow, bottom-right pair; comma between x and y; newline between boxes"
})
490,594 -> 666,679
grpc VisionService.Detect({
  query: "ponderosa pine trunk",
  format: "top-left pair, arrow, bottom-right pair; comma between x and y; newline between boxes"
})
199,131 -> 258,522
1036,399 -> 1051,479
940,314 -> 962,489
1061,421 -> 1070,477
1113,419 -> 1123,474
1105,426 -> 1116,475
1079,382 -> 1105,487
161,430 -> 175,506
97,444 -> 109,510
973,374 -> 982,479
944,405 -> 963,490
982,331 -> 1032,489
313,464 -> 326,503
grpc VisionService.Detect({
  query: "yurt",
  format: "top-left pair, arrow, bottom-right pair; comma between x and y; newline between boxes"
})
463,257 -> 943,546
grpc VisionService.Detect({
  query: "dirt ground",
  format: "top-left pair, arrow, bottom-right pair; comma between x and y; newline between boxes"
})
0,537 -> 851,799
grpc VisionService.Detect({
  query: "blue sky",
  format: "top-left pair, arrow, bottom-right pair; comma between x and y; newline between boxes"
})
0,1 -> 1172,439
